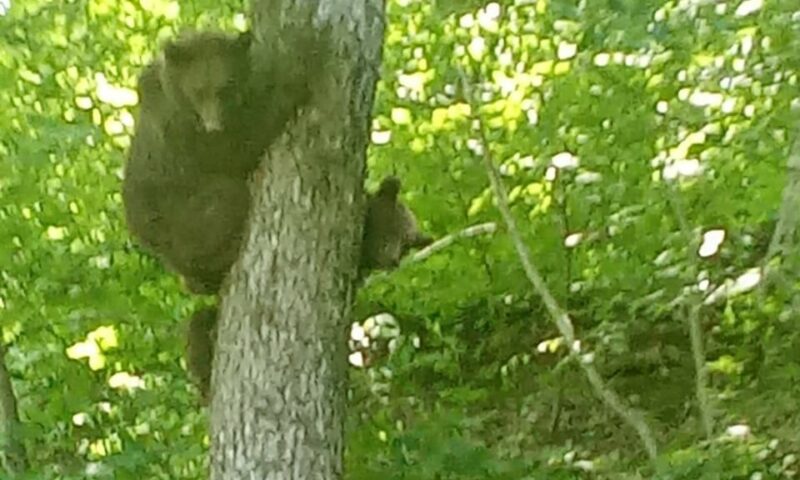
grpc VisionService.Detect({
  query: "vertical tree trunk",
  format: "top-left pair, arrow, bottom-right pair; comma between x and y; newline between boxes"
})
209,1 -> 385,478
0,342 -> 26,475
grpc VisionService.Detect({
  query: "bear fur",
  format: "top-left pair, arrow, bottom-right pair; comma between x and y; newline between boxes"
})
123,30 -> 329,294
185,307 -> 217,405
360,176 -> 434,272
122,30 -> 279,295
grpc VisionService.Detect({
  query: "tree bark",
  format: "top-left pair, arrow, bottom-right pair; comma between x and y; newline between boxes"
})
209,1 -> 385,478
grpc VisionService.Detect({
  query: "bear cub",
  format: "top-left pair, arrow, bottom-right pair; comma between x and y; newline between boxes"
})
361,175 -> 434,272
186,177 -> 433,402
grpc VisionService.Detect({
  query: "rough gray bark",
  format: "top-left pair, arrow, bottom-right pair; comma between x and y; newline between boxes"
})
209,1 -> 385,478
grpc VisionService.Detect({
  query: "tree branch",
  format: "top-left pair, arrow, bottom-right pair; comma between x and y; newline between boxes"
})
458,72 -> 659,460
361,222 -> 497,287
662,182 -> 714,439
410,222 -> 497,263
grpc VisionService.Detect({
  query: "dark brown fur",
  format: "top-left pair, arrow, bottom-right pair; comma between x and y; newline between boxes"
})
122,31 -> 270,295
185,307 -> 218,403
361,176 -> 434,272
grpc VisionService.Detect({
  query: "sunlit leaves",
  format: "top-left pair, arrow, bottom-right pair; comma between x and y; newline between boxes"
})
703,268 -> 762,305
467,36 -> 486,60
0,0 -> 797,475
735,0 -> 763,18
138,0 -> 180,19
108,371 -> 145,390
95,76 -> 137,107
370,129 -> 392,145
708,354 -> 744,376
390,107 -> 412,125
699,228 -> 726,258
44,225 -> 67,240
66,325 -> 119,371
430,102 -> 471,131
550,151 -> 579,170
18,69 -> 42,85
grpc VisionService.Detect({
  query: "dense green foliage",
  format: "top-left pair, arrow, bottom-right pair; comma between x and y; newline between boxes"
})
0,0 -> 798,478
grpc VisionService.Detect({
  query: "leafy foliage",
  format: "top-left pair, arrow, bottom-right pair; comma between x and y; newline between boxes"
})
0,0 -> 798,478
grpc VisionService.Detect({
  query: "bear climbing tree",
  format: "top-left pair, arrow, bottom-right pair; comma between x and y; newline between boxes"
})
126,0 -> 384,472
122,29 -> 432,402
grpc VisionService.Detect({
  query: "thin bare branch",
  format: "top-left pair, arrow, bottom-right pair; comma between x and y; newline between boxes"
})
458,72 -> 659,460
662,181 -> 714,439
410,222 -> 497,262
687,304 -> 713,437
363,222 -> 498,287
0,342 -> 26,475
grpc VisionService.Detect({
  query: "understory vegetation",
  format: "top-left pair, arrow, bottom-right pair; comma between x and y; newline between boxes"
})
0,0 -> 798,478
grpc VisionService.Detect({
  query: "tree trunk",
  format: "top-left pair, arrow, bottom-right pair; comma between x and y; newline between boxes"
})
0,342 -> 26,475
208,1 -> 384,478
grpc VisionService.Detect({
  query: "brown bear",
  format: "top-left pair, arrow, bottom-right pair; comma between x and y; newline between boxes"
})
360,175 -> 434,272
122,30 -> 290,295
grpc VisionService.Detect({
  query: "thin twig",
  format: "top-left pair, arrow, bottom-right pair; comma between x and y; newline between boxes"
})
459,72 -> 659,460
362,222 -> 498,286
410,222 -> 497,262
686,303 -> 712,437
663,181 -> 714,438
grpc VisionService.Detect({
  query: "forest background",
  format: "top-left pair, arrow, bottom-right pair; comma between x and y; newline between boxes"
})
0,0 -> 798,478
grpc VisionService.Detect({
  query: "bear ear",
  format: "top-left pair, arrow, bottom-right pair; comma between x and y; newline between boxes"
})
164,41 -> 194,64
235,31 -> 253,51
376,176 -> 401,200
